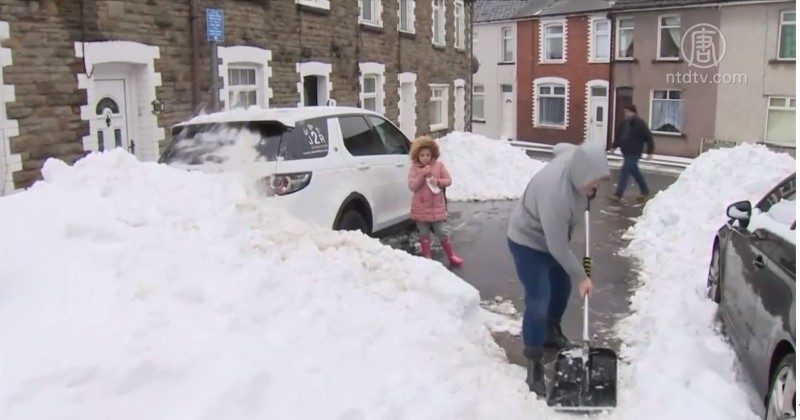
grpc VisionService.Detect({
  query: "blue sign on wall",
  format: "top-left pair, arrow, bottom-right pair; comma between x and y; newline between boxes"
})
206,8 -> 224,42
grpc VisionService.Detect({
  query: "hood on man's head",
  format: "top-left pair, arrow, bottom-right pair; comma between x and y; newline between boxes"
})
568,142 -> 610,190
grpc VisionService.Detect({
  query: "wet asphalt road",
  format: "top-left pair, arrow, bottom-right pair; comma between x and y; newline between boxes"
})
384,165 -> 678,367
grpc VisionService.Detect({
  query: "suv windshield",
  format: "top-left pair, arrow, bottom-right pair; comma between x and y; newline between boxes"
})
161,118 -> 329,166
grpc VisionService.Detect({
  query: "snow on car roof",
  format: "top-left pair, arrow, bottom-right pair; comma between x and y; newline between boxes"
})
174,106 -> 380,128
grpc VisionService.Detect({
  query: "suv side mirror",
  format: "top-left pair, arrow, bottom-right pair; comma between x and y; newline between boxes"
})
727,201 -> 752,226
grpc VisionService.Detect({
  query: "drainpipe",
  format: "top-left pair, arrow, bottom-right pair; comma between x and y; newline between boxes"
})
189,0 -> 201,112
606,10 -> 615,150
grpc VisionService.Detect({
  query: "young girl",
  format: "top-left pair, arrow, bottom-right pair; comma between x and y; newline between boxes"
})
408,136 -> 464,267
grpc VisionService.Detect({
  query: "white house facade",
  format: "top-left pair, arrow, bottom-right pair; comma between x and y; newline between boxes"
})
472,20 -> 518,140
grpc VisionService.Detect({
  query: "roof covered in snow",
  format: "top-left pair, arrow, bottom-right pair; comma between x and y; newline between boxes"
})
474,0 -> 551,23
611,0 -> 746,11
175,106 -> 380,128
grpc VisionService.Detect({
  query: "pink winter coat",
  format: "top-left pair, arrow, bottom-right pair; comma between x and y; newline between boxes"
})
408,160 -> 452,222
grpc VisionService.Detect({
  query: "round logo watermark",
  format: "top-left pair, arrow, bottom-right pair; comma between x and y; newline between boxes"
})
681,23 -> 727,68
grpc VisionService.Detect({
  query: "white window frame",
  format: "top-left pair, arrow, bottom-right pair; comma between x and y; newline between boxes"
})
649,89 -> 684,135
454,1 -> 465,50
472,83 -> 486,122
501,26 -> 515,63
296,61 -> 333,107
765,96 -> 796,145
778,10 -> 796,61
0,20 -> 20,195
616,16 -> 635,60
589,17 -> 611,63
432,0 -> 446,47
218,46 -> 273,111
226,66 -> 260,109
359,62 -> 385,114
657,14 -> 682,61
429,84 -> 449,131
296,0 -> 330,10
540,19 -> 567,64
533,77 -> 569,129
398,0 -> 416,34
359,0 -> 383,28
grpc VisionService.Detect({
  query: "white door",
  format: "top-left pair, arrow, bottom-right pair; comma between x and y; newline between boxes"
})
399,81 -> 416,140
93,79 -> 130,153
454,85 -> 465,131
588,86 -> 609,147
501,84 -> 514,139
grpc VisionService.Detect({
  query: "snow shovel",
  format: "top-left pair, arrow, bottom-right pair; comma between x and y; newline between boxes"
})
546,208 -> 618,412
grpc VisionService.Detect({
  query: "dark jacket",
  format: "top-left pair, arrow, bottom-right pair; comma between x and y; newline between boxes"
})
613,116 -> 654,156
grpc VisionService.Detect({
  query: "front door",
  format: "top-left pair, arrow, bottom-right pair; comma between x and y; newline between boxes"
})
501,84 -> 514,139
588,86 -> 608,147
399,81 -> 416,140
93,79 -> 130,153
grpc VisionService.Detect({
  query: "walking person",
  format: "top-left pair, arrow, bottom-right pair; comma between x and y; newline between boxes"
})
611,104 -> 654,204
507,142 -> 610,398
408,136 -> 464,268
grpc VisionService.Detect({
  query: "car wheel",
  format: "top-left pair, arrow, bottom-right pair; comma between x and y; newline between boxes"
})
337,209 -> 368,233
766,353 -> 796,420
707,244 -> 722,303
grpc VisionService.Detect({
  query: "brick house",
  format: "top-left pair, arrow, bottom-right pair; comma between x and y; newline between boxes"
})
515,0 -> 615,148
0,0 -> 472,194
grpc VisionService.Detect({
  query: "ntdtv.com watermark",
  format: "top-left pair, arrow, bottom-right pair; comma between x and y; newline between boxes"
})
667,70 -> 749,85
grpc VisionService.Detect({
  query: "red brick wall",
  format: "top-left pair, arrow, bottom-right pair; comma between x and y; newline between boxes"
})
517,16 -> 611,146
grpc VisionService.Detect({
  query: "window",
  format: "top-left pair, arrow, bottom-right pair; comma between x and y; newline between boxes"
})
617,17 -> 634,59
296,0 -> 330,10
429,84 -> 449,131
360,0 -> 382,27
502,26 -> 514,62
543,22 -> 565,62
591,18 -> 611,62
368,116 -> 410,154
536,83 -> 567,127
766,96 -> 796,145
650,90 -> 683,134
362,75 -> 378,111
340,115 -> 387,156
779,11 -> 796,60
455,1 -> 465,49
472,84 -> 485,121
432,0 -> 446,46
227,67 -> 258,109
658,15 -> 681,60
399,0 -> 415,33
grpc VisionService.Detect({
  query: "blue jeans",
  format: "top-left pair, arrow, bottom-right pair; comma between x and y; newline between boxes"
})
615,154 -> 649,197
508,239 -> 571,348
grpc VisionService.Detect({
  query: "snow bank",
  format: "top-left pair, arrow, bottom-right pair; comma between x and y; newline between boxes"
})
0,150 -> 558,420
437,132 -> 545,201
617,144 -> 796,419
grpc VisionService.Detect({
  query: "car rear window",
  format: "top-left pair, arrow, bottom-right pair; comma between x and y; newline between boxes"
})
161,118 -> 329,165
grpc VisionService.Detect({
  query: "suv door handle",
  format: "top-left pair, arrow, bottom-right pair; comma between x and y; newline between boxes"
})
358,165 -> 370,171
753,255 -> 765,270
395,163 -> 405,168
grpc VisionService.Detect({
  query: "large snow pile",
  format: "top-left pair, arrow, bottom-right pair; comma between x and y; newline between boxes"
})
0,150 -> 558,420
437,132 -> 545,201
617,144 -> 796,419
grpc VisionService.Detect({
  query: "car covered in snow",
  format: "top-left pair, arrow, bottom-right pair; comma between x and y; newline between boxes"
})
707,173 -> 795,420
160,107 -> 412,234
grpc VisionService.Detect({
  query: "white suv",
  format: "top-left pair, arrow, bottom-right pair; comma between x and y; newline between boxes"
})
161,107 -> 413,234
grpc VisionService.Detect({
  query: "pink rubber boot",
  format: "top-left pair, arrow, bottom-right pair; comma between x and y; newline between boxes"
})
419,237 -> 432,258
441,239 -> 464,267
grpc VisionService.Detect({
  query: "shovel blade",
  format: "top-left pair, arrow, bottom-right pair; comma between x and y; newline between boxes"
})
547,346 -> 618,411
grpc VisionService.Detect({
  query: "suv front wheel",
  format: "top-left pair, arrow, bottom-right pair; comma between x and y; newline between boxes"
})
767,353 -> 796,420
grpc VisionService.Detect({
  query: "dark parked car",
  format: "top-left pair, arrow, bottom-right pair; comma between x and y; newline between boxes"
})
707,173 -> 796,420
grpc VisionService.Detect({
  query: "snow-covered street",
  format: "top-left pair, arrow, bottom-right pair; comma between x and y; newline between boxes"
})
0,137 -> 794,419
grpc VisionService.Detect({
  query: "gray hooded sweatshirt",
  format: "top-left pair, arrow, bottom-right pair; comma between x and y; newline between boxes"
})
507,142 -> 610,282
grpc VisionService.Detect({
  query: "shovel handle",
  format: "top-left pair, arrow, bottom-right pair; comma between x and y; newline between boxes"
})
583,208 -> 590,343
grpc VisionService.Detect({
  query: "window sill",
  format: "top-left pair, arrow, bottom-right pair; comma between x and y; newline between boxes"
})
534,124 -> 567,130
472,119 -> 486,124
652,58 -> 683,64
359,22 -> 384,33
432,43 -> 447,50
297,3 -> 331,15
652,131 -> 686,139
769,58 -> 796,65
497,61 -> 515,66
455,47 -> 467,53
430,124 -> 449,132
589,59 -> 611,64
615,57 -> 638,63
539,60 -> 566,65
399,30 -> 416,39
